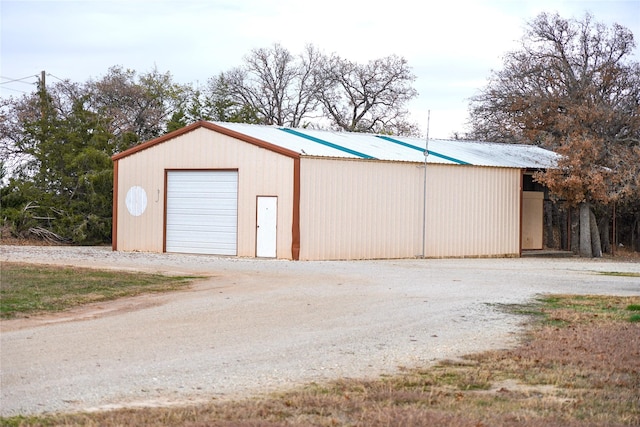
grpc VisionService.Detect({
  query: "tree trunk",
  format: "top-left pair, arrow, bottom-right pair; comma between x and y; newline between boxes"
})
631,215 -> 636,252
599,215 -> 611,254
590,209 -> 602,257
560,204 -> 569,251
579,202 -> 592,257
544,200 -> 555,248
571,207 -> 580,254
631,213 -> 640,251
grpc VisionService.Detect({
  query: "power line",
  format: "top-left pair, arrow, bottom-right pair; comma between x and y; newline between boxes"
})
0,75 -> 38,85
0,74 -> 40,97
46,73 -> 68,82
0,86 -> 29,94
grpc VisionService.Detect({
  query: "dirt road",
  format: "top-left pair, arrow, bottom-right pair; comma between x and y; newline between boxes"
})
1,246 -> 638,416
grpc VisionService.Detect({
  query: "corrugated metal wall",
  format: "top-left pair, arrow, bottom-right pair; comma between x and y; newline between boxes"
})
116,128 -> 523,260
424,165 -> 521,257
115,127 -> 295,258
299,159 -> 521,260
299,158 -> 424,260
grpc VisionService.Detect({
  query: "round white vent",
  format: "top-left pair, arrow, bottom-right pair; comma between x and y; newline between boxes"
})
125,186 -> 147,217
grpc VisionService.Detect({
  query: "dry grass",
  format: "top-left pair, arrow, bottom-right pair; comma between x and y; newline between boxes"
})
0,225 -> 69,246
3,294 -> 639,426
606,246 -> 640,262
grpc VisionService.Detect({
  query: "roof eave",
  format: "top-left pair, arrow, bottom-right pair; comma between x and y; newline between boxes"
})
111,121 -> 301,161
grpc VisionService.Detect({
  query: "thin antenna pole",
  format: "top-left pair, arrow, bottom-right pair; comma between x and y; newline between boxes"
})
422,110 -> 430,258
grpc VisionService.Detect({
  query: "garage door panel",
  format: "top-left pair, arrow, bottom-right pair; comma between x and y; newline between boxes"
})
165,203 -> 237,212
167,231 -> 237,240
166,171 -> 238,255
169,198 -> 236,205
171,193 -> 236,202
166,245 -> 236,255
166,209 -> 237,219
167,240 -> 237,251
167,226 -> 236,234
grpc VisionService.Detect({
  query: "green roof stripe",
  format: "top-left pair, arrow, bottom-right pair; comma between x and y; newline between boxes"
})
375,135 -> 470,165
279,128 -> 376,159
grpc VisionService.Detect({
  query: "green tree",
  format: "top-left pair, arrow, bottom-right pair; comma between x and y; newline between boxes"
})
165,109 -> 189,133
1,81 -> 114,244
204,74 -> 260,124
165,77 -> 262,134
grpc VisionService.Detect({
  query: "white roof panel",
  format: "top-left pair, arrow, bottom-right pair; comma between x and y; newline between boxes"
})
212,122 -> 355,158
391,137 -> 560,169
211,122 -> 558,169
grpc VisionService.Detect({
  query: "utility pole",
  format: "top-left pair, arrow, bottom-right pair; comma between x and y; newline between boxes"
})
38,70 -> 49,144
421,110 -> 430,258
39,70 -> 46,119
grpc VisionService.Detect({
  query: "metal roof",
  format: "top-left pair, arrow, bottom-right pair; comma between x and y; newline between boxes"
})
211,122 -> 559,169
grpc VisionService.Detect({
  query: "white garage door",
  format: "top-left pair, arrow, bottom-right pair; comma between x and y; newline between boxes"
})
166,170 -> 238,255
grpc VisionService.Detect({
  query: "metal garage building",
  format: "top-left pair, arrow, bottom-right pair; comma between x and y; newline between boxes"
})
112,121 -> 558,260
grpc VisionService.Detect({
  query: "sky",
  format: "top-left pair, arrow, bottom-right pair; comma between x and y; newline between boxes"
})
1,0 -> 639,139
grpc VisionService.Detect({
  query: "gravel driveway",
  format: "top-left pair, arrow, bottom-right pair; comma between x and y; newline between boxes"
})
1,246 -> 639,416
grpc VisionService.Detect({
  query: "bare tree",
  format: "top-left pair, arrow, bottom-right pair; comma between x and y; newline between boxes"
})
88,66 -> 190,150
468,12 -> 640,256
210,45 -> 420,135
221,43 -> 322,127
316,54 -> 419,135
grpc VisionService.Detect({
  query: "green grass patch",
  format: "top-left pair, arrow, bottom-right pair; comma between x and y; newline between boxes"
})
630,314 -> 640,323
0,262 -> 202,318
520,294 -> 640,326
537,295 -> 564,306
492,294 -> 640,327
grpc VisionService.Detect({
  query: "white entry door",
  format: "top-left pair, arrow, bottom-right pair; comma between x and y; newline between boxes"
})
256,196 -> 277,258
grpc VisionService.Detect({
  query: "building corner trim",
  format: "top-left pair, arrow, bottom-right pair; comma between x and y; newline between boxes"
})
292,158 -> 301,260
112,159 -> 119,251
519,169 -> 524,257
